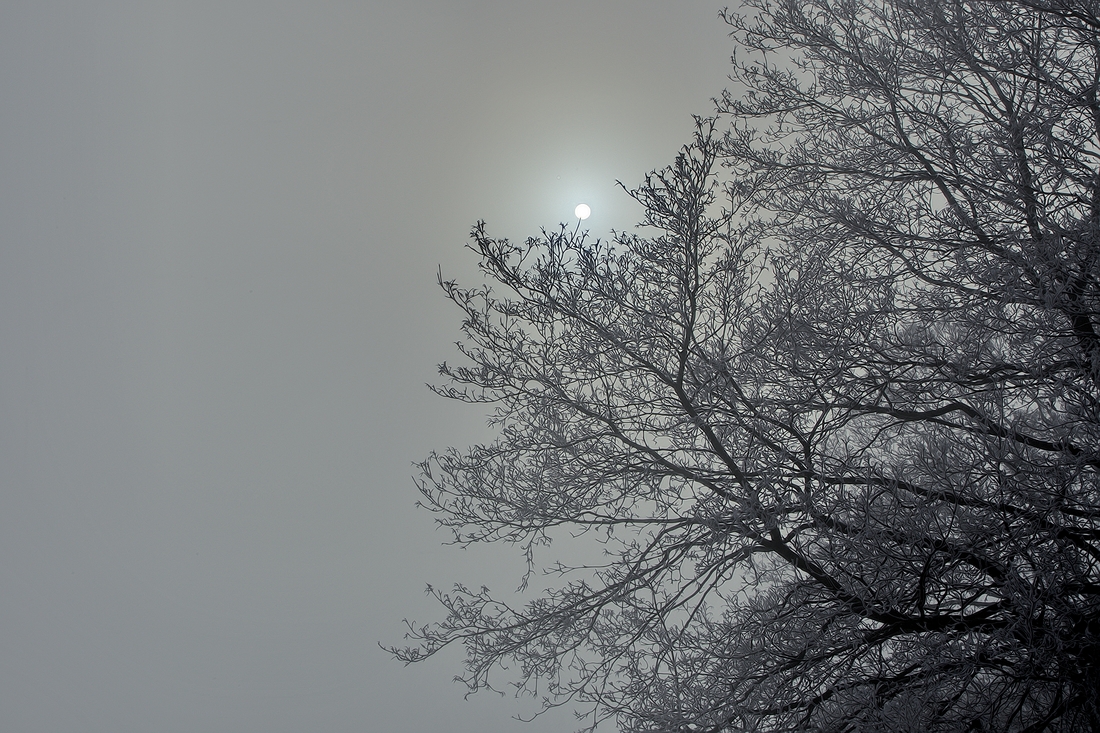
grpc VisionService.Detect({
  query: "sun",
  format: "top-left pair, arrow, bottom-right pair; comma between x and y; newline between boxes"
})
574,203 -> 591,220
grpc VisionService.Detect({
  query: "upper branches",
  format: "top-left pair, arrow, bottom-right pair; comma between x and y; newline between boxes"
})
397,3 -> 1100,731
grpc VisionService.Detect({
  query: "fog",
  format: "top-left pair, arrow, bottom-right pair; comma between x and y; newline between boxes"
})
0,3 -> 731,730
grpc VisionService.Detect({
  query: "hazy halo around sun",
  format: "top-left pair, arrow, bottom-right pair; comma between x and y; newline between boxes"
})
575,203 -> 591,220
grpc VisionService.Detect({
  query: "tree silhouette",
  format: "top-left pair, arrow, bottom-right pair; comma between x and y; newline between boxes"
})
394,1 -> 1100,730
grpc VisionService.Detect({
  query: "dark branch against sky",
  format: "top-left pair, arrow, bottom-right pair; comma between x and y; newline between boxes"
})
0,2 -> 729,731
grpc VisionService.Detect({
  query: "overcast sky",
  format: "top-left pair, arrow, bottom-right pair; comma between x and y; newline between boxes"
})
0,3 -> 731,731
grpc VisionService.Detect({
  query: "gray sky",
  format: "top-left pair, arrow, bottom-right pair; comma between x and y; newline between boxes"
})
0,3 -> 731,731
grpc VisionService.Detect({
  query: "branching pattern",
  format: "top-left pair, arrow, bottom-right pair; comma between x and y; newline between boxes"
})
391,2 -> 1100,731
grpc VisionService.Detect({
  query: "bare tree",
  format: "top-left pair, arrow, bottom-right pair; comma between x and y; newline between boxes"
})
392,1 -> 1100,730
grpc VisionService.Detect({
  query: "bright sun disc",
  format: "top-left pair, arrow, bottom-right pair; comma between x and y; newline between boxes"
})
575,203 -> 591,220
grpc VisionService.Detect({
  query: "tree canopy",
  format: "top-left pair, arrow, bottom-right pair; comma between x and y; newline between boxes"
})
394,1 -> 1100,730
